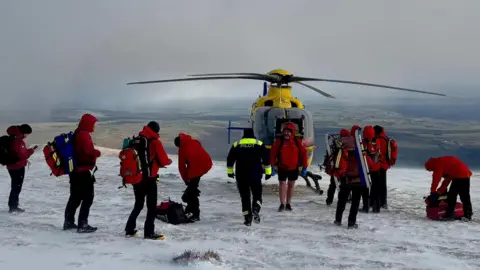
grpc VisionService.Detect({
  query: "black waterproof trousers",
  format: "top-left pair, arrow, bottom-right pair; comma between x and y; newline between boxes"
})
236,177 -> 262,217
182,177 -> 201,218
326,175 -> 337,205
378,168 -> 388,207
125,177 -> 158,236
360,186 -> 369,211
64,171 -> 95,226
445,178 -> 473,219
335,184 -> 362,226
369,170 -> 382,212
8,167 -> 25,209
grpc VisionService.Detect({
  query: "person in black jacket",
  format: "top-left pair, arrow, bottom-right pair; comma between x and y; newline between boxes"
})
226,128 -> 271,226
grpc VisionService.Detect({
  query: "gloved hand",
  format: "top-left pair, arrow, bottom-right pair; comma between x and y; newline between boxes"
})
265,174 -> 271,180
428,192 -> 439,206
156,176 -> 160,183
299,167 -> 307,176
228,173 -> 235,179
167,159 -> 173,165
271,167 -> 277,177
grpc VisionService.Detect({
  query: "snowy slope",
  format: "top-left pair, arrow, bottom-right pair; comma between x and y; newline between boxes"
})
0,147 -> 479,270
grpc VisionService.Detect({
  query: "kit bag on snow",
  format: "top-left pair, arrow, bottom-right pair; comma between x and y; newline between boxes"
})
43,132 -> 77,177
0,135 -> 17,166
424,195 -> 464,220
119,136 -> 151,187
156,199 -> 190,225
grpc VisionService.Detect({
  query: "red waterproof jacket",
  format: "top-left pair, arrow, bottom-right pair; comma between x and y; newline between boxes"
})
337,134 -> 380,179
6,126 -> 35,170
74,114 -> 101,172
270,123 -> 308,171
177,133 -> 213,182
377,130 -> 398,170
425,156 -> 472,194
363,126 -> 381,172
138,126 -> 171,177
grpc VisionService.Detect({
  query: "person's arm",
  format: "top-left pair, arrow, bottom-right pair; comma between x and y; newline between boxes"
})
178,147 -> 187,181
226,144 -> 236,176
76,132 -> 101,158
154,140 -> 171,167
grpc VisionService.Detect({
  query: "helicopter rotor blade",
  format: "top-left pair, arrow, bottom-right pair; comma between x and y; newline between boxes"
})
188,72 -> 281,83
294,82 -> 335,99
126,75 -> 273,85
292,76 -> 447,97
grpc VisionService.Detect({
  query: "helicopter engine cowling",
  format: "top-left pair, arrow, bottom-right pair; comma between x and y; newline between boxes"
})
252,107 -> 315,166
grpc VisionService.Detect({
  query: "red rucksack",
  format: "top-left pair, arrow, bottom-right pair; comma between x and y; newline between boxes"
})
119,136 -> 151,188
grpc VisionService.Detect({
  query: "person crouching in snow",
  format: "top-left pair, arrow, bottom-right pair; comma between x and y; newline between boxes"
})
64,114 -> 101,233
226,128 -> 271,226
425,156 -> 473,221
270,123 -> 308,212
124,121 -> 172,239
361,126 -> 382,213
5,124 -> 37,213
174,133 -> 213,221
334,126 -> 380,229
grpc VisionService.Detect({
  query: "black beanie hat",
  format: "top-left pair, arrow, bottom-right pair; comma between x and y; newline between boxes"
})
147,121 -> 160,134
174,136 -> 180,147
373,125 -> 383,135
19,124 -> 32,134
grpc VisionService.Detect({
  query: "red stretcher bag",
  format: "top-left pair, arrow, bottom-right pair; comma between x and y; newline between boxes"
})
425,198 -> 464,220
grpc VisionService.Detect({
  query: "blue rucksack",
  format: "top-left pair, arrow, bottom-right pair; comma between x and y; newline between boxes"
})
44,132 -> 77,176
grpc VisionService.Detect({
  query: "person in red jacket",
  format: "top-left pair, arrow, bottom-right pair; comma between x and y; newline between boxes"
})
125,121 -> 171,239
174,133 -> 213,221
5,124 -> 36,213
325,128 -> 349,206
270,123 -> 308,212
334,126 -> 380,229
425,156 -> 473,220
373,125 -> 398,209
64,113 -> 101,233
361,126 -> 382,213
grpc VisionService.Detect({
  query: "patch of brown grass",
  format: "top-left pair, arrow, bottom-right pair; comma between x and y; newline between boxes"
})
172,249 -> 221,264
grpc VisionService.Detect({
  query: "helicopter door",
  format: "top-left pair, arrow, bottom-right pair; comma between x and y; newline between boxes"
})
252,107 -> 286,145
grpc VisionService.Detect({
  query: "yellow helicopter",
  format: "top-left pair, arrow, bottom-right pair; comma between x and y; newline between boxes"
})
127,69 -> 446,194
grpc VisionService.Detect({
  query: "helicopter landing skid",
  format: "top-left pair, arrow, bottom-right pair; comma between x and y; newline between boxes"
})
301,171 -> 323,195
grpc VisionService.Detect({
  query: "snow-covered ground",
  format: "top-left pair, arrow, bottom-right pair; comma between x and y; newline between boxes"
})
0,147 -> 479,270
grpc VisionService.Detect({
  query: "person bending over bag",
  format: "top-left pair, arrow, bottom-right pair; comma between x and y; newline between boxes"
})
174,133 -> 213,222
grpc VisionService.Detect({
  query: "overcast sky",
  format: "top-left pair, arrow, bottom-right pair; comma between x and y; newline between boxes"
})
1,0 -> 479,112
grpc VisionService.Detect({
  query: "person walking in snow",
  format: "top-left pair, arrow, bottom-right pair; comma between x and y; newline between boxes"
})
333,126 -> 380,229
373,125 -> 398,209
361,126 -> 382,213
124,121 -> 172,239
226,128 -> 271,226
174,133 -> 213,221
63,114 -> 101,233
270,123 -> 308,212
3,124 -> 37,213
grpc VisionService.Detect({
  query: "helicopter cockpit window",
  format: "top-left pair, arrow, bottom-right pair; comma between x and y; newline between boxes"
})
264,100 -> 273,106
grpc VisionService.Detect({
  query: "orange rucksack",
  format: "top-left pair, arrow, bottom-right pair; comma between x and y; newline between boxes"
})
119,136 -> 151,188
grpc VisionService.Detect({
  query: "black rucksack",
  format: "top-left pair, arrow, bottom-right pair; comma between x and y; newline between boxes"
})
156,199 -> 190,225
0,135 -> 17,166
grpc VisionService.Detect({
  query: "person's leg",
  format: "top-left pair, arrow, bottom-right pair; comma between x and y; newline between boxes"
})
64,172 -> 82,229
457,178 -> 472,220
326,175 -> 337,205
335,184 -> 350,224
360,186 -> 369,213
8,167 -> 25,211
125,182 -> 146,235
277,169 -> 288,211
445,180 -> 460,219
251,179 -> 263,223
144,179 -> 158,236
78,172 -> 96,232
370,171 -> 381,213
286,170 -> 299,210
183,177 -> 201,220
379,169 -> 388,208
236,178 -> 252,225
348,187 -> 362,228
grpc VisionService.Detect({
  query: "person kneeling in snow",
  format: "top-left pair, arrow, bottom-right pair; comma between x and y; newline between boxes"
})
425,156 -> 473,221
174,133 -> 213,221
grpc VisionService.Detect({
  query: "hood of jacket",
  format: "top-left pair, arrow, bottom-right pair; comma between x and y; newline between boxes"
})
77,114 -> 98,133
351,125 -> 361,136
283,123 -> 297,141
424,157 -> 438,171
363,126 -> 375,141
6,126 -> 24,138
178,132 -> 194,146
139,125 -> 160,140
